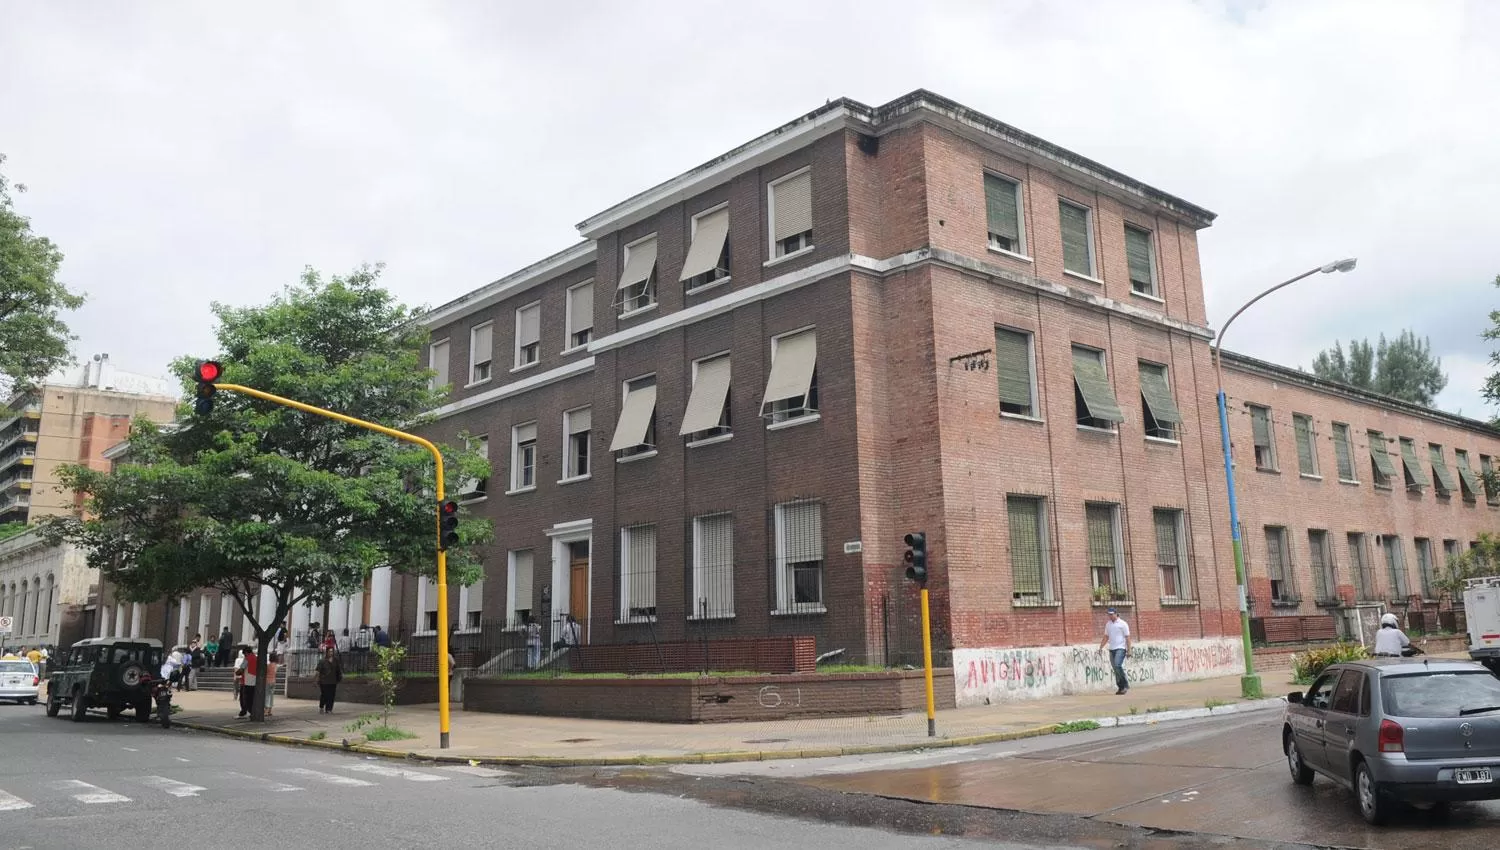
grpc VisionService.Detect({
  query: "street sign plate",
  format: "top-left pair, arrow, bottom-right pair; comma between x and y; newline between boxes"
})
0,616 -> 12,634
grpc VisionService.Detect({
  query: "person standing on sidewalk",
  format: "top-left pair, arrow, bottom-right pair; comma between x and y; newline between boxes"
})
237,645 -> 258,718
315,646 -> 342,714
1097,607 -> 1132,695
524,614 -> 542,669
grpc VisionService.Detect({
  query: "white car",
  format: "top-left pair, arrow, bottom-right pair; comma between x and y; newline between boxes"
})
0,658 -> 40,705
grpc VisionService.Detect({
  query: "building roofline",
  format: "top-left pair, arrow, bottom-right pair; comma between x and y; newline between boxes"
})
1220,349 -> 1500,437
417,241 -> 596,330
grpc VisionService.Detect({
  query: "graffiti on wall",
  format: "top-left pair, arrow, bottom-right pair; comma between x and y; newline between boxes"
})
953,638 -> 1243,706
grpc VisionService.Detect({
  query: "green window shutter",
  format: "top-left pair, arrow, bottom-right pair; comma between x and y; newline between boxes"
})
1428,445 -> 1457,494
1085,504 -> 1116,569
1399,439 -> 1425,487
1293,415 -> 1315,475
1263,529 -> 1285,581
1482,457 -> 1499,504
1007,497 -> 1045,597
1153,510 -> 1179,567
984,174 -> 1020,244
993,328 -> 1033,411
1249,406 -> 1271,447
1138,363 -> 1182,424
1124,226 -> 1153,291
1456,453 -> 1482,499
1058,201 -> 1092,276
1072,349 -> 1124,422
1368,432 -> 1398,479
1333,426 -> 1355,480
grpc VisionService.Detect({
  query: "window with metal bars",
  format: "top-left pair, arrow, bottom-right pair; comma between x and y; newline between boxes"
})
1292,414 -> 1318,476
1085,502 -> 1126,598
1414,538 -> 1435,599
1264,526 -> 1297,603
1348,533 -> 1376,601
773,501 -> 823,612
1007,496 -> 1051,604
1308,530 -> 1336,603
1153,508 -> 1189,599
1332,423 -> 1356,482
1382,535 -> 1409,600
619,524 -> 657,622
1248,405 -> 1276,469
691,513 -> 734,620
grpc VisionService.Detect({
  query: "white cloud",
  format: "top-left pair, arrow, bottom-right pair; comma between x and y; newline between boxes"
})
1,0 -> 1496,412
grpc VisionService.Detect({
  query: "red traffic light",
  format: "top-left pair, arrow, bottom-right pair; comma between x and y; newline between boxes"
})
195,360 -> 222,383
440,500 -> 459,517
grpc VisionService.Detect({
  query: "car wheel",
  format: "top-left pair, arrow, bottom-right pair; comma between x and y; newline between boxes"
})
69,690 -> 88,723
1285,730 -> 1314,786
1355,760 -> 1390,826
45,695 -> 61,717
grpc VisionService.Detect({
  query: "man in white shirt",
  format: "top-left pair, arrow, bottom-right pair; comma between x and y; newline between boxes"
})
1098,608 -> 1132,695
1374,612 -> 1411,657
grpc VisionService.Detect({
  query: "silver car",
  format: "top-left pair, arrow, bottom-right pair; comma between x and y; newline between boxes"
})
0,658 -> 40,704
1284,658 -> 1500,824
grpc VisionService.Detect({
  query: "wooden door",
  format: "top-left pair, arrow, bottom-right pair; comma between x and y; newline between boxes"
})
570,556 -> 588,640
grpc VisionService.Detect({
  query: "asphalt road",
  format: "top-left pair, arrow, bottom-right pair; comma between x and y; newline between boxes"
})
0,703 -> 992,850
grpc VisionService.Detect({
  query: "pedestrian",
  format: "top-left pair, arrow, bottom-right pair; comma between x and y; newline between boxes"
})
1097,607 -> 1132,695
162,647 -> 185,690
264,629 -> 287,717
236,645 -> 258,718
25,645 -> 41,666
1374,612 -> 1412,657
321,629 -> 337,651
524,614 -> 541,669
373,625 -> 391,648
203,632 -> 219,668
216,627 -> 234,667
315,645 -> 342,714
354,624 -> 372,653
562,614 -> 582,648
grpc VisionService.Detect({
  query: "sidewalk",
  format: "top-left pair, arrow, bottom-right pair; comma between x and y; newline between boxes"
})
168,663 -> 1335,766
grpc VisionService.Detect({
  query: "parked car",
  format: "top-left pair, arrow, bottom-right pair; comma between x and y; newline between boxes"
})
45,637 -> 165,723
1283,658 -> 1500,824
0,657 -> 40,704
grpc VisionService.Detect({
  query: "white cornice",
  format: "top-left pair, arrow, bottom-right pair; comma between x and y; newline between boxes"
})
419,242 -> 596,330
429,356 -> 595,421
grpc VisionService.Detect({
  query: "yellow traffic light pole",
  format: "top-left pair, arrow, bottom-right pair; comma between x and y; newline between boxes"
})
213,382 -> 454,749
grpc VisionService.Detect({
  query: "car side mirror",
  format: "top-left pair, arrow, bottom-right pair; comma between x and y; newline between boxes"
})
1287,691 -> 1304,704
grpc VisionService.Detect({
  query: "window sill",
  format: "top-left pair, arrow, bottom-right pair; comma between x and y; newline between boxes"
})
686,433 -> 733,448
1091,600 -> 1134,608
463,378 -> 493,389
414,630 -> 437,638
557,475 -> 591,486
1315,598 -> 1344,609
1255,466 -> 1280,474
1160,597 -> 1198,607
685,276 -> 731,295
510,361 -> 539,374
771,605 -> 827,616
615,450 -> 659,465
505,486 -> 537,496
1076,424 -> 1118,436
1144,436 -> 1180,446
1374,484 -> 1393,492
1270,599 -> 1303,609
618,303 -> 659,321
1339,478 -> 1361,486
458,495 -> 489,505
1299,473 -> 1323,481
1129,289 -> 1165,304
560,344 -> 590,356
614,616 -> 658,626
1000,412 -> 1044,424
987,246 -> 1034,264
1012,599 -> 1061,609
687,613 -> 735,622
1063,269 -> 1104,286
767,413 -> 821,432
764,246 -> 816,268
454,627 -> 481,635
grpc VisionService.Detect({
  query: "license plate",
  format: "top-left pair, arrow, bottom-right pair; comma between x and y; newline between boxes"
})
1456,768 -> 1493,785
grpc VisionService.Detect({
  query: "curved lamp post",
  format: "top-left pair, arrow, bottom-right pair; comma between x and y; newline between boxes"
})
1211,258 -> 1357,699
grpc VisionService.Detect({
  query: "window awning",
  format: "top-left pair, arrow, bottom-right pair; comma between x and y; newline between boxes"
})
679,356 -> 731,435
1369,434 -> 1397,479
1071,350 -> 1124,423
984,174 -> 1019,242
1138,367 -> 1181,424
610,383 -> 658,451
1250,407 -> 1271,446
1457,457 -> 1482,497
568,283 -> 593,332
993,329 -> 1031,409
1430,448 -> 1458,493
1399,440 -> 1425,486
617,238 -> 658,292
760,331 -> 817,414
471,323 -> 493,360
679,209 -> 730,281
518,305 -> 540,347
771,172 -> 812,242
515,422 -> 536,444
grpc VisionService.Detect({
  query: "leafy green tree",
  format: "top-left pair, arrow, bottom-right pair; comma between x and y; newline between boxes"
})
0,522 -> 28,542
0,154 -> 86,391
1432,532 -> 1500,608
1311,329 -> 1447,406
40,267 -> 490,721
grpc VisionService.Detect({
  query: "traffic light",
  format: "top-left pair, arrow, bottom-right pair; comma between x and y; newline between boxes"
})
903,531 -> 927,584
193,360 -> 222,416
438,499 -> 460,550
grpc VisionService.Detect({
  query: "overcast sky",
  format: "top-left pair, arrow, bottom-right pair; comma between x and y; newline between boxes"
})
2,1 -> 1496,416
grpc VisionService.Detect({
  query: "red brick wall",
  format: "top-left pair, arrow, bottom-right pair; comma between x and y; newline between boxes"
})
569,636 -> 817,675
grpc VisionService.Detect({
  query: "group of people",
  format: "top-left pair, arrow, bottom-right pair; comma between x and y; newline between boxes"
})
6,645 -> 50,675
305,622 -> 391,653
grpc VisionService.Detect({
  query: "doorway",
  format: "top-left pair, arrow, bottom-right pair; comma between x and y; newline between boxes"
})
569,540 -> 589,642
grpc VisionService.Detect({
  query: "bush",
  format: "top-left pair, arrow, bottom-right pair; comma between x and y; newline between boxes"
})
1291,642 -> 1369,684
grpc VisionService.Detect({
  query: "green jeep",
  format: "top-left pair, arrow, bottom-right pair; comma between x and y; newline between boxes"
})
46,637 -> 164,723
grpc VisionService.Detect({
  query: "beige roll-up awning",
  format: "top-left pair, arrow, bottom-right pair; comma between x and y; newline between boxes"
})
760,330 -> 817,413
616,238 -> 658,291
771,172 -> 812,242
679,356 -> 731,435
471,323 -> 493,361
679,209 -> 730,281
568,283 -> 593,332
514,421 -> 536,444
569,407 -> 591,433
609,383 -> 658,451
518,304 -> 540,347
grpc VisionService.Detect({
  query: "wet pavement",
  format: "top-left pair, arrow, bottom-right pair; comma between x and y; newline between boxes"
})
802,713 -> 1500,848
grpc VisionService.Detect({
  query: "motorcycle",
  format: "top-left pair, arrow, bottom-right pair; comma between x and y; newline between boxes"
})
149,675 -> 173,728
1401,644 -> 1425,658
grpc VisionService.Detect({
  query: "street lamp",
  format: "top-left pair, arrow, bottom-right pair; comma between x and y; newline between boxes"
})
1211,258 -> 1357,700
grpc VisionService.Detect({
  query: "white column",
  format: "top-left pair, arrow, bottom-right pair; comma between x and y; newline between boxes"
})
369,567 -> 392,631
177,597 -> 189,645
97,605 -> 108,638
328,594 -> 349,635
347,590 -> 364,629
113,604 -> 126,638
130,602 -> 144,638
291,592 -> 311,640
16,586 -> 29,635
198,595 -> 212,637
219,596 -> 234,638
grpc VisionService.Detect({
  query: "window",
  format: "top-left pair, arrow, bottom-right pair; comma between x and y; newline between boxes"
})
1398,437 -> 1425,490
681,354 -> 732,443
761,328 -> 818,424
428,339 -> 450,392
1368,430 -> 1396,487
1264,526 -> 1297,603
1124,225 -> 1157,297
1305,672 -> 1339,711
1331,669 -> 1366,716
1483,455 -> 1500,505
506,550 -> 534,628
994,327 -> 1036,417
1248,405 -> 1276,469
563,407 -> 591,480
1058,199 -> 1095,278
468,322 -> 494,384
984,173 -> 1025,254
1381,671 -> 1500,719
1292,414 -> 1318,476
1442,539 -> 1461,571
1308,530 -> 1336,603
1429,443 -> 1457,497
1072,346 -> 1123,430
510,422 -> 537,491
1138,362 -> 1181,440
458,579 -> 483,631
459,435 -> 489,500
514,301 -> 541,368
691,513 -> 734,619
619,524 -> 657,622
1332,423 -> 1356,482
682,206 -> 731,290
616,235 -> 658,315
1007,495 -> 1052,603
1348,533 -> 1375,601
1085,502 -> 1125,597
565,280 -> 594,350
773,500 -> 824,613
1382,535 -> 1409,599
1154,508 -> 1189,599
769,169 -> 813,258
418,578 -> 438,634
1455,449 -> 1481,502
611,375 -> 658,459
1415,538 -> 1436,599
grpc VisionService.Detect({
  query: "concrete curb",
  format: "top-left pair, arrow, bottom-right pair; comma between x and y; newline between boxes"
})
171,698 -> 1288,767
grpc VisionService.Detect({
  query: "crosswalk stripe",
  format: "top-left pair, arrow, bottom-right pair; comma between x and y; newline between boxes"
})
441,764 -> 512,778
279,768 -> 374,787
138,776 -> 207,797
49,780 -> 129,804
338,763 -> 448,782
0,790 -> 32,812
220,771 -> 302,792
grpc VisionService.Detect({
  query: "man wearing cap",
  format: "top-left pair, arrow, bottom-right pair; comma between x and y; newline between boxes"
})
1373,612 -> 1411,657
1098,607 -> 1132,695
